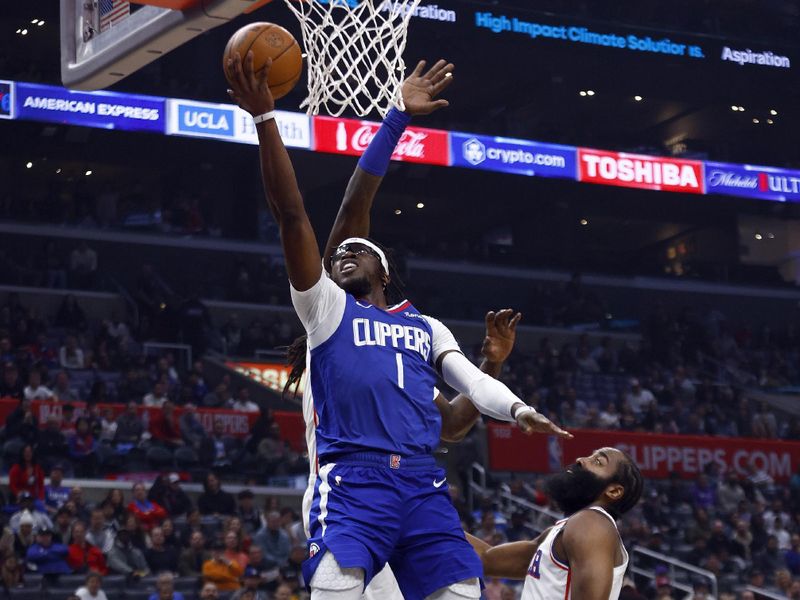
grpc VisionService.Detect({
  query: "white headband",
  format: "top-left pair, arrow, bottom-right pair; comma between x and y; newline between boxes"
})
337,237 -> 389,274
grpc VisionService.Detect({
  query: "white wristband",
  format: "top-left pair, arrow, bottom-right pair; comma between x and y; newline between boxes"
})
512,405 -> 538,420
253,111 -> 276,124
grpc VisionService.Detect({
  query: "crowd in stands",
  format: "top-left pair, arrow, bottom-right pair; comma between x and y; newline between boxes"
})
0,471 -> 308,600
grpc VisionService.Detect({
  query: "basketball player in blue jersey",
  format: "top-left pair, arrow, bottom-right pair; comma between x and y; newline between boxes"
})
467,448 -> 643,600
227,52 -> 570,600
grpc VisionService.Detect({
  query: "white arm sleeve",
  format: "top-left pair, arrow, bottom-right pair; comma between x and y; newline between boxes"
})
440,351 -> 523,422
290,272 -> 346,349
422,315 -> 462,364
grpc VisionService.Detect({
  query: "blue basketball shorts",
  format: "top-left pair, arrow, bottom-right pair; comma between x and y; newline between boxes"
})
302,452 -> 483,600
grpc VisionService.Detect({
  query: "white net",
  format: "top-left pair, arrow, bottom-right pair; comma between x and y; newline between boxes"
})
283,0 -> 421,117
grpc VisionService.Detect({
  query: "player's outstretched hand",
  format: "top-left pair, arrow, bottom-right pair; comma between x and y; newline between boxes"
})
227,51 -> 274,116
481,309 -> 521,364
401,59 -> 455,116
516,409 -> 573,439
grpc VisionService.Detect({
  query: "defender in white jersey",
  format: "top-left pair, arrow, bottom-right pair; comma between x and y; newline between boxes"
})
468,448 -> 643,600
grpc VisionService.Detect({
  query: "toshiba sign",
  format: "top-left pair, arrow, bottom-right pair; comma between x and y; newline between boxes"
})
313,116 -> 450,166
578,148 -> 704,194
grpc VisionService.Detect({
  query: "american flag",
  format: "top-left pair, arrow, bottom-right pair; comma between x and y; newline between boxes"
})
99,0 -> 130,32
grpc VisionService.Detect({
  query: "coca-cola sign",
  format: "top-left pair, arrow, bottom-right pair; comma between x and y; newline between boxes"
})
313,115 -> 450,166
578,148 -> 704,194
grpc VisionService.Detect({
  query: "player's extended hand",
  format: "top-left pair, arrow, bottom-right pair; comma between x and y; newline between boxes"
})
226,51 -> 274,116
481,309 -> 521,364
516,409 -> 573,439
401,59 -> 454,116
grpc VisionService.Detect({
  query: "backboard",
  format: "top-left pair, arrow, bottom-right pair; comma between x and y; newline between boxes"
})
60,0 -> 271,90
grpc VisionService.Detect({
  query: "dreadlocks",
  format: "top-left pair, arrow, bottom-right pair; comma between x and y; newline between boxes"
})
281,239 -> 405,400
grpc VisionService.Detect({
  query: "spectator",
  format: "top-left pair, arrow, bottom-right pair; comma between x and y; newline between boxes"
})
86,509 -> 114,555
8,444 -> 45,501
10,494 -> 53,533
237,490 -> 261,535
61,404 -> 78,437
178,531 -> 209,577
39,417 -> 70,469
102,489 -> 126,525
121,513 -> 147,553
223,530 -> 248,570
0,363 -> 24,401
145,527 -> 179,574
127,483 -> 167,531
148,572 -> 186,600
107,528 -> 149,578
53,506 -> 75,545
756,535 -> 787,581
149,473 -> 192,518
273,583 -> 292,600
245,546 -> 271,582
44,465 -> 70,514
60,335 -> 86,370
230,388 -> 259,413
278,545 -> 305,591
69,242 -> 98,289
717,471 -> 746,516
67,521 -> 108,575
26,526 -> 71,576
143,382 -> 168,408
150,402 -> 184,449
200,583 -> 219,600
279,508 -> 304,547
13,514 -> 35,558
55,296 -> 88,331
200,420 -> 240,469
115,401 -> 146,445
74,572 -> 108,600
24,369 -> 53,401
4,397 -> 39,444
202,383 -> 231,409
253,511 -> 289,568
231,566 -> 268,600
691,474 -> 717,511
53,371 -> 80,403
624,378 -> 656,414
202,540 -> 243,591
198,473 -> 236,516
69,417 -> 98,477
1,555 -> 23,591
773,517 -> 792,551
179,403 -> 206,449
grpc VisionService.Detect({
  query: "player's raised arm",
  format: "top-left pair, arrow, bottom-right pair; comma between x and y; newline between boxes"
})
561,510 -> 619,600
227,52 -> 321,292
438,309 -> 520,442
428,317 -> 572,439
323,59 -> 455,270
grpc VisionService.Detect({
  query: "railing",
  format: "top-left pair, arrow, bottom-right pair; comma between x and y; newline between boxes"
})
467,462 -> 487,513
630,546 -> 718,599
143,341 -> 193,370
745,585 -> 788,600
498,490 -> 562,533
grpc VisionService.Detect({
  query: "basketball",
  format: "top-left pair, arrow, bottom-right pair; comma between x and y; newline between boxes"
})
223,22 -> 303,100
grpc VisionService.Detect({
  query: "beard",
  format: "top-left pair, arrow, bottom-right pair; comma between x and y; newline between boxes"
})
545,463 -> 612,516
338,273 -> 372,298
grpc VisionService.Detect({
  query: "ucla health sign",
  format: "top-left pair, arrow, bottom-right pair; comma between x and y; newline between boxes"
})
166,99 -> 311,149
705,162 -> 800,203
15,82 -> 163,132
451,133 -> 576,179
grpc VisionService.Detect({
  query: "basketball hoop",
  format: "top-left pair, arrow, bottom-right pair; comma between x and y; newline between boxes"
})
284,0 -> 421,117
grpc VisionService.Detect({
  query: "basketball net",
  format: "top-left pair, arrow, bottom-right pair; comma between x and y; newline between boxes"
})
283,0 -> 421,117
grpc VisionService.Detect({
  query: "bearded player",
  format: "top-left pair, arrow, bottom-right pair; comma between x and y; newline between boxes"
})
468,448 -> 643,600
227,52 -> 570,600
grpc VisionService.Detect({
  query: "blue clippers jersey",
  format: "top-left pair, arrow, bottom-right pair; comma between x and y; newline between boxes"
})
309,296 -> 441,458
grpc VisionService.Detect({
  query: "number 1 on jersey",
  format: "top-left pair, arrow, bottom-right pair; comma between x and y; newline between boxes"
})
395,353 -> 405,389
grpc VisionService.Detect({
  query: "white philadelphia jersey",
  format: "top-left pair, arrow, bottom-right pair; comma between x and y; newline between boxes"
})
521,507 -> 628,600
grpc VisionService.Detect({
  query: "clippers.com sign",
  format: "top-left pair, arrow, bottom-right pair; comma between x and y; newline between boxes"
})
578,148 -> 705,194
313,116 -> 450,166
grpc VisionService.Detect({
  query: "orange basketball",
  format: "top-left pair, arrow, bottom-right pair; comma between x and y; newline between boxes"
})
223,22 -> 302,100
